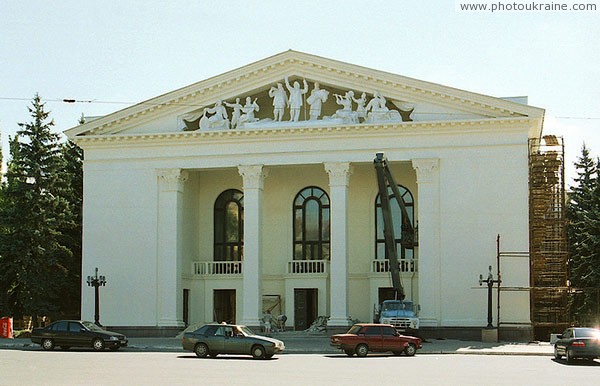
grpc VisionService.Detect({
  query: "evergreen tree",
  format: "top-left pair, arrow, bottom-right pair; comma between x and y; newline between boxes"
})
0,94 -> 74,321
567,144 -> 600,320
57,124 -> 84,317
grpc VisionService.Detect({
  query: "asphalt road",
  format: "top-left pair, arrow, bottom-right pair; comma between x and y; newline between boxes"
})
1,350 -> 598,386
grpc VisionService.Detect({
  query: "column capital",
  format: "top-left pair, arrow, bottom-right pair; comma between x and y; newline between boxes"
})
411,158 -> 439,184
157,169 -> 188,192
324,162 -> 353,186
238,164 -> 268,190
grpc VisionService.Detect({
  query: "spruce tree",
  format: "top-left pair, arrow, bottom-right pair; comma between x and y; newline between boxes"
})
0,94 -> 73,321
567,144 -> 600,321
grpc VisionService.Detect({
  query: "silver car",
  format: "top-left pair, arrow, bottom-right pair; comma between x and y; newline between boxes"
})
182,323 -> 285,359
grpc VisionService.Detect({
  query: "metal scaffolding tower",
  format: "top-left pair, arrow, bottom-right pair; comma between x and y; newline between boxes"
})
528,135 -> 569,341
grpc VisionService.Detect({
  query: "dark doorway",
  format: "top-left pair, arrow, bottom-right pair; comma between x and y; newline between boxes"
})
183,289 -> 190,327
378,287 -> 398,303
294,288 -> 318,330
214,289 -> 236,324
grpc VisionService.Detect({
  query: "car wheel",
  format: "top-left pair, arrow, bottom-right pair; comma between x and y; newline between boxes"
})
41,338 -> 55,351
344,349 -> 354,357
566,348 -> 574,363
554,346 -> 562,360
251,345 -> 266,359
404,343 -> 417,357
355,344 -> 369,357
92,338 -> 105,351
194,343 -> 209,358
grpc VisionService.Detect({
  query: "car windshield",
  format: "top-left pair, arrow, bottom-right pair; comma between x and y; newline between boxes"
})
382,301 -> 413,312
81,321 -> 105,332
347,325 -> 362,335
574,328 -> 600,338
238,326 -> 256,336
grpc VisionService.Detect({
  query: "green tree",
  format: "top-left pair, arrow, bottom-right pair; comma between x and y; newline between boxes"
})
567,144 -> 600,321
0,94 -> 75,322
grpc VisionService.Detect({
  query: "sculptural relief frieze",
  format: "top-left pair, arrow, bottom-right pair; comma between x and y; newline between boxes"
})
182,78 -> 415,131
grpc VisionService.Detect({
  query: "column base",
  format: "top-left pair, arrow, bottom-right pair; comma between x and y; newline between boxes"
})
158,319 -> 185,328
240,318 -> 262,328
327,317 -> 353,327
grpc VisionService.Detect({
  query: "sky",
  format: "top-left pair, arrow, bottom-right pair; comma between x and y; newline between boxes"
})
1,0 -> 599,185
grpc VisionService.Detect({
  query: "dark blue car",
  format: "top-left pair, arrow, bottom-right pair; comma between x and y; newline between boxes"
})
31,320 -> 128,351
554,327 -> 600,363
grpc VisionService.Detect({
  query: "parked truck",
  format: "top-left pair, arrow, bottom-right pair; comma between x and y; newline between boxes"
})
372,153 -> 420,333
374,300 -> 420,331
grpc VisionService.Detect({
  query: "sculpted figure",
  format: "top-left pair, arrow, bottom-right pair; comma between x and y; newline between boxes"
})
268,83 -> 287,121
199,100 -> 229,130
285,76 -> 308,122
353,92 -> 367,122
306,82 -> 329,120
224,98 -> 242,129
238,97 -> 260,127
333,90 -> 358,123
365,91 -> 402,123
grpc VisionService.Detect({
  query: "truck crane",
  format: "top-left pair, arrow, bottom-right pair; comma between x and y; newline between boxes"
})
373,153 -> 420,332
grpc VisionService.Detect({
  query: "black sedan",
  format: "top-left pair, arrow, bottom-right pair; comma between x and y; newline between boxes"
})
31,320 -> 128,351
182,323 -> 285,359
554,327 -> 600,362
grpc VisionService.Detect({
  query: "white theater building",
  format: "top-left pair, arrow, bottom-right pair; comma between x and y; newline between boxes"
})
66,51 -> 543,338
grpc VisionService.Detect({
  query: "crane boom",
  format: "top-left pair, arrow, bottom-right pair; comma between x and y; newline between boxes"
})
373,153 -> 415,301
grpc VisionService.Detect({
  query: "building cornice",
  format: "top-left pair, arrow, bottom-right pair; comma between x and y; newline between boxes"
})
71,117 -> 538,148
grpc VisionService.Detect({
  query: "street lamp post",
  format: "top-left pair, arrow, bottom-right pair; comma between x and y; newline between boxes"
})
479,265 -> 500,328
86,267 -> 106,326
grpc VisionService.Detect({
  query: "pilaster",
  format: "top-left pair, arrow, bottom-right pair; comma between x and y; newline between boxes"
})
238,164 -> 268,327
324,162 -> 353,327
156,168 -> 188,327
411,158 -> 441,327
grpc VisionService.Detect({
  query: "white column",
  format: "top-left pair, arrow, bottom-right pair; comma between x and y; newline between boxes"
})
411,158 -> 441,327
238,165 -> 268,327
156,169 -> 188,327
324,162 -> 353,327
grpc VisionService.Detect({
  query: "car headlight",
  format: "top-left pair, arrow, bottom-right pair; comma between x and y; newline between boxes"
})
109,336 -> 119,341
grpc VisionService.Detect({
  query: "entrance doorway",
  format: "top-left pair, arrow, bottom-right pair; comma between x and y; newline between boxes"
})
214,289 -> 236,324
378,287 -> 398,303
183,289 -> 190,327
294,288 -> 318,330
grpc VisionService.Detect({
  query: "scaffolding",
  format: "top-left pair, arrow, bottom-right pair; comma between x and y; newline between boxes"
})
529,135 -> 569,341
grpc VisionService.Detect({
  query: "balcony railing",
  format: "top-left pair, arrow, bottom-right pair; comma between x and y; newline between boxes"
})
287,259 -> 330,275
193,261 -> 242,276
371,259 -> 417,273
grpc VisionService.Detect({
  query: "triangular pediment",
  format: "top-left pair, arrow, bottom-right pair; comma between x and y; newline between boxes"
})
65,50 -> 544,138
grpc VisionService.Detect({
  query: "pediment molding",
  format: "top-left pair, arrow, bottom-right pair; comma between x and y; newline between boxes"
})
71,116 -> 538,147
65,50 -> 544,139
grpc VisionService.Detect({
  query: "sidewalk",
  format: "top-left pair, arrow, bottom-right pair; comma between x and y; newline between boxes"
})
0,332 -> 554,356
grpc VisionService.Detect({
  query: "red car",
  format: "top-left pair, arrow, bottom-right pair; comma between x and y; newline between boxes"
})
330,323 -> 422,357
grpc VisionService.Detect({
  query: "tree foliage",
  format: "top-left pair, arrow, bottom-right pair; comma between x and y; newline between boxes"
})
567,144 -> 600,320
0,95 -> 83,322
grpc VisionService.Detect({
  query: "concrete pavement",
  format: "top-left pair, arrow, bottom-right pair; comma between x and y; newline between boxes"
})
0,331 -> 554,356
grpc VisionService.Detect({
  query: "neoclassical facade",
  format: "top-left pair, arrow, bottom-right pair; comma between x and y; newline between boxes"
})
66,51 -> 544,338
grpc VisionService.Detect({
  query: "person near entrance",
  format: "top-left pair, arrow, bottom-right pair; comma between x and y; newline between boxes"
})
263,311 -> 272,336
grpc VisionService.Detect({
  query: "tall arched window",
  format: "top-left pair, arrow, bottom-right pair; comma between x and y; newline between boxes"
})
214,189 -> 244,261
293,187 -> 330,260
375,185 -> 414,260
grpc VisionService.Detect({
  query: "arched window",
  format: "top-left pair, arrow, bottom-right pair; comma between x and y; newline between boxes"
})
293,187 -> 330,260
214,189 -> 243,261
375,185 -> 414,260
